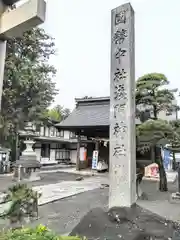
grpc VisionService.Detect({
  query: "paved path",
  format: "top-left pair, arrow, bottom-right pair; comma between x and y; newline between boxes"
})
138,179 -> 180,223
14,179 -> 180,235
23,188 -> 109,235
0,177 -> 180,235
0,175 -> 108,214
34,176 -> 108,205
0,172 -> 90,193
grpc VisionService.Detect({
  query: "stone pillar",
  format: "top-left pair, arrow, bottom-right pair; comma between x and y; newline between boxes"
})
109,3 -> 136,208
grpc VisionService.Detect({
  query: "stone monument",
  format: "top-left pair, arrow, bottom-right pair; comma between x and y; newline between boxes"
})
14,122 -> 41,182
109,3 -> 136,208
67,4 -> 179,239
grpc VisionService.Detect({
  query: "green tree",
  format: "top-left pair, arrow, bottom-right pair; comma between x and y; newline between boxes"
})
3,184 -> 41,225
167,120 -> 180,169
46,108 -> 61,122
1,27 -> 58,158
137,119 -> 177,191
47,105 -> 71,122
136,73 -> 178,119
61,107 -> 71,120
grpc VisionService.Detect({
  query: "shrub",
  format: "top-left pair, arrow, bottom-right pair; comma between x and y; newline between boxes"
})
2,183 -> 41,224
0,225 -> 84,240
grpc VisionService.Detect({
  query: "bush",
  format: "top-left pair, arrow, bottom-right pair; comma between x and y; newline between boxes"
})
0,225 -> 84,240
2,183 -> 41,224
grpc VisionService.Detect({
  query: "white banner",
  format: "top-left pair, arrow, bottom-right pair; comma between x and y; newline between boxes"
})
92,150 -> 99,170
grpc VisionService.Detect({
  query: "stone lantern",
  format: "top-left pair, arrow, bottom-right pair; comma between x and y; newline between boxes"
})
14,122 -> 41,181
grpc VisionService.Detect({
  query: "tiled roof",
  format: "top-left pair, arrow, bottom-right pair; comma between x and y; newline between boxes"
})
56,97 -> 141,128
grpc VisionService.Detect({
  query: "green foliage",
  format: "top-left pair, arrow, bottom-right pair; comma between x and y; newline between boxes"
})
0,27 -> 58,146
137,119 -> 175,145
165,120 -> 180,152
170,120 -> 180,135
47,105 -> 71,122
2,184 -> 41,224
136,73 -> 178,119
137,119 -> 172,191
47,108 -> 61,122
0,225 -> 84,240
136,119 -> 177,154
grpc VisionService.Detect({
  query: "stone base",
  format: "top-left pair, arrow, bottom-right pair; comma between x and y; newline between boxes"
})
24,169 -> 41,182
170,192 -> 180,204
13,166 -> 41,182
13,154 -> 41,182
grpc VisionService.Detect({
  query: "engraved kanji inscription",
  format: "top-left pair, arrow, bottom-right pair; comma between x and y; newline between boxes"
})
113,123 -> 120,137
115,9 -> 127,25
113,122 -> 127,137
113,103 -> 126,118
119,121 -> 127,133
113,29 -> 127,45
114,83 -> 127,100
113,144 -> 126,157
115,48 -> 127,64
114,68 -> 127,83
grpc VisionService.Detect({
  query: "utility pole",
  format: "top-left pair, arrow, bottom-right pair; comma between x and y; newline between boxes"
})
0,0 -> 46,110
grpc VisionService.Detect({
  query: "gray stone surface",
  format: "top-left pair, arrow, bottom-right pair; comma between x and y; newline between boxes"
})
41,179 -> 180,234
15,155 -> 41,168
0,177 -> 180,235
1,179 -> 178,235
0,176 -> 107,215
34,176 -> 108,205
0,172 -> 92,217
0,188 -> 109,235
109,3 -> 136,207
0,172 -> 89,193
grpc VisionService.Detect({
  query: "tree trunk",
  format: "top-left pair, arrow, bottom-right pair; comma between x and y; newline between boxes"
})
10,133 -> 19,163
155,146 -> 168,191
175,107 -> 178,120
153,105 -> 157,119
158,162 -> 168,191
172,151 -> 176,171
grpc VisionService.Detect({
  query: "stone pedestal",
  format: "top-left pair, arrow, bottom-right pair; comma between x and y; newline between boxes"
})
14,140 -> 41,182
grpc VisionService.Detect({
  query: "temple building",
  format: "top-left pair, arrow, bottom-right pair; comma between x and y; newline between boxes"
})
19,97 -> 178,167
19,119 -> 78,166
56,96 -> 178,169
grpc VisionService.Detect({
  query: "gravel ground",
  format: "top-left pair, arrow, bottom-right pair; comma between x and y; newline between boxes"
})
0,174 -> 179,236
0,173 -> 106,235
0,188 -> 109,235
31,180 -> 180,235
29,188 -> 109,235
71,205 -> 179,240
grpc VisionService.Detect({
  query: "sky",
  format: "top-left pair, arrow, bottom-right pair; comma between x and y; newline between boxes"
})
42,0 -> 180,110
